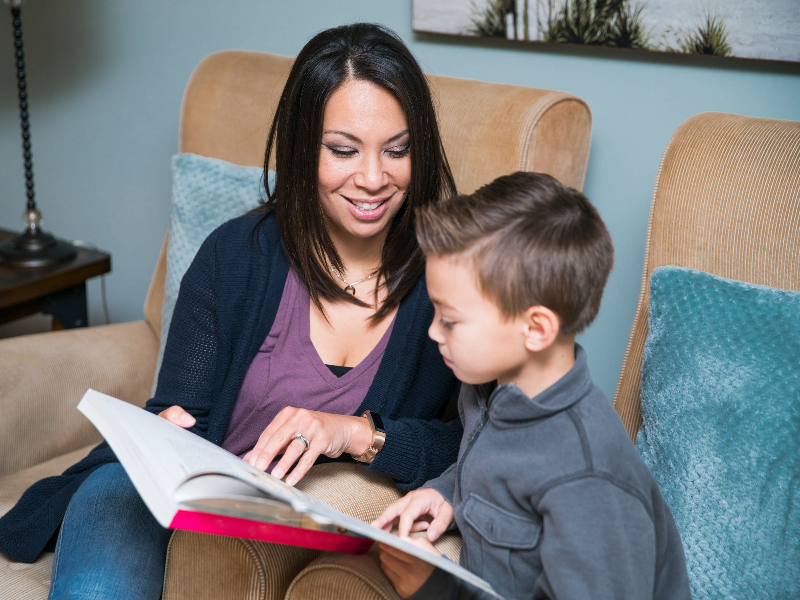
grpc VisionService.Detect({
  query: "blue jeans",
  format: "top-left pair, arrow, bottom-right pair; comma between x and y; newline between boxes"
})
48,463 -> 173,600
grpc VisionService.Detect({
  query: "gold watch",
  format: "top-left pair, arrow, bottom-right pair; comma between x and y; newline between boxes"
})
350,410 -> 385,464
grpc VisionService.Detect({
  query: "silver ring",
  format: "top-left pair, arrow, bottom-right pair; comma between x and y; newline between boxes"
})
292,432 -> 310,452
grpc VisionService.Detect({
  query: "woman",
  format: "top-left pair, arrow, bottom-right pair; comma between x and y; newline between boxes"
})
0,23 -> 461,600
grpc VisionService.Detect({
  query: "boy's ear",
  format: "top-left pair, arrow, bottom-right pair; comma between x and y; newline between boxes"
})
521,306 -> 560,352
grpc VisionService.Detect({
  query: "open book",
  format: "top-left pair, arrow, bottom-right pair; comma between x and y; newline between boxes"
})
78,389 -> 501,599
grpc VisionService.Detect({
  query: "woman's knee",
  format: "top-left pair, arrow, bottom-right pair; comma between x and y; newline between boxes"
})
66,462 -> 139,516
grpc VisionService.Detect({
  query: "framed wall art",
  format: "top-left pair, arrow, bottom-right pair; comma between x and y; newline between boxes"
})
413,0 -> 800,63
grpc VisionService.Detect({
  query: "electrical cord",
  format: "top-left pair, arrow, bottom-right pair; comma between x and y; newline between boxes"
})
72,240 -> 111,325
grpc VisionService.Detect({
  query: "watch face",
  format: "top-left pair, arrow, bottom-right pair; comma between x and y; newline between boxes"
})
370,411 -> 385,433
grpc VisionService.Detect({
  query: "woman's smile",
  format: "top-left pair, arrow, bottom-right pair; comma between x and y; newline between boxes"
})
343,194 -> 394,220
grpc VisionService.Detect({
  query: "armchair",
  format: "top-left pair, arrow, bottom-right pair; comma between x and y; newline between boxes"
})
613,111 -> 800,439
612,111 -> 800,598
0,50 -> 592,600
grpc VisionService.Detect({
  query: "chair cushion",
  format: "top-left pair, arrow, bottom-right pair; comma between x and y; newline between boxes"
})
637,266 -> 800,598
154,154 -> 274,386
286,551 -> 399,600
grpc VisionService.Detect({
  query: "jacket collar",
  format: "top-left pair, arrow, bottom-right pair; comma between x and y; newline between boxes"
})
487,344 -> 593,425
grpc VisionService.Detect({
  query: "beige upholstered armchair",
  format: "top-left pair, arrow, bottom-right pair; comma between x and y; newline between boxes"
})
613,111 -> 800,439
0,50 -> 592,600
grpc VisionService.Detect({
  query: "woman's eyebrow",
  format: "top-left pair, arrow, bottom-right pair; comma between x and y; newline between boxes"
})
385,130 -> 409,143
322,130 -> 409,144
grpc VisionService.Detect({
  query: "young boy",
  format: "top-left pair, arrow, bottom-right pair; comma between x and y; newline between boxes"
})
372,172 -> 691,599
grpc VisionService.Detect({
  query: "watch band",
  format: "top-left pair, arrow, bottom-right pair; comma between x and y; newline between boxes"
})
351,410 -> 385,464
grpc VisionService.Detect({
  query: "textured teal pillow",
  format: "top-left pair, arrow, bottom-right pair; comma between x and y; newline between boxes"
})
153,153 -> 274,388
637,266 -> 800,599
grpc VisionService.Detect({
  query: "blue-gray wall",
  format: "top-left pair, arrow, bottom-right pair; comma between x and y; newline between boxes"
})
1,0 -> 798,399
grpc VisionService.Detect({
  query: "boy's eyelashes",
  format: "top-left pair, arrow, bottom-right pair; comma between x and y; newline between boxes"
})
438,317 -> 455,330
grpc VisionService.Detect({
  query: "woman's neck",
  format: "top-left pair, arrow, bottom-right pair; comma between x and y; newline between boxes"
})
327,227 -> 386,280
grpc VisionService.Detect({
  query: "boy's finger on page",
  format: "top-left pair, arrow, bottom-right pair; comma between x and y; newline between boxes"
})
371,496 -> 410,529
397,497 -> 429,537
427,506 -> 453,542
397,513 -> 415,537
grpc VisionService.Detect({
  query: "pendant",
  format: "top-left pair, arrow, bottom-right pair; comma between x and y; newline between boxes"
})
345,285 -> 356,295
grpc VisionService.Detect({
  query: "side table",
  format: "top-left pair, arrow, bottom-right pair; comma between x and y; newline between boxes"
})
0,228 -> 111,329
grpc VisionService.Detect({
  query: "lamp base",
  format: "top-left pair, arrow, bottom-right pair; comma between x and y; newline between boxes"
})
0,227 -> 77,268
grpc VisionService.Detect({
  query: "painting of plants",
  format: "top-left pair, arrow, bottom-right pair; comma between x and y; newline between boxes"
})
414,0 -> 799,62
675,12 -> 732,56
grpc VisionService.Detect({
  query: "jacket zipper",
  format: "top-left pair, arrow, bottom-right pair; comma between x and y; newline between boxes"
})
457,392 -> 489,500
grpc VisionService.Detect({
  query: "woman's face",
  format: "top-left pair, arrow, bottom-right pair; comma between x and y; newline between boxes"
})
318,79 -> 411,247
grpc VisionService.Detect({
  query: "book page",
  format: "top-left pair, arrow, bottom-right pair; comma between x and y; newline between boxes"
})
78,391 -> 320,515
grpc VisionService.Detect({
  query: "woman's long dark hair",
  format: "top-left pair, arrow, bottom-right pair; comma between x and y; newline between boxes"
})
256,23 -> 456,322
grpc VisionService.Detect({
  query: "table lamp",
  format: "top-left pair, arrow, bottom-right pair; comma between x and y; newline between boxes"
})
0,0 -> 76,267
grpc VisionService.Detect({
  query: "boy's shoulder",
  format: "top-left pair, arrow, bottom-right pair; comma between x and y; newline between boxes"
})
470,344 -> 659,505
527,375 -> 659,507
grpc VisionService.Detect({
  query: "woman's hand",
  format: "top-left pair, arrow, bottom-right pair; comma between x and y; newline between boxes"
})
158,405 -> 196,428
243,407 -> 373,486
372,488 -> 453,542
377,537 -> 439,599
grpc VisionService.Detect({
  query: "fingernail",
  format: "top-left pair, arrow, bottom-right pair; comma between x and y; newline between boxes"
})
271,467 -> 283,479
255,458 -> 267,471
180,414 -> 194,426
429,528 -> 439,541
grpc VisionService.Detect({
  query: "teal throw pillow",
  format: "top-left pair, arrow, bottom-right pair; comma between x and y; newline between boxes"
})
637,266 -> 800,599
153,153 -> 274,389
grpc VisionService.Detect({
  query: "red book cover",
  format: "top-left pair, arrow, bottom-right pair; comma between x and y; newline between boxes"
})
170,509 -> 373,553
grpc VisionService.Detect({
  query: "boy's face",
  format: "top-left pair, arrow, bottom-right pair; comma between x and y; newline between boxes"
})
426,254 -> 529,386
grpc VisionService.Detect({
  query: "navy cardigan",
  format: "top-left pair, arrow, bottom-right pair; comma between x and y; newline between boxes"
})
0,213 -> 462,563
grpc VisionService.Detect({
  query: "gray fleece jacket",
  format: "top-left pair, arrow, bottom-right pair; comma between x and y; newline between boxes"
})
411,345 -> 691,600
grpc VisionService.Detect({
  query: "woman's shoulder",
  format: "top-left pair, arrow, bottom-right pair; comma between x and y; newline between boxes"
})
205,210 -> 280,254
402,265 -> 431,310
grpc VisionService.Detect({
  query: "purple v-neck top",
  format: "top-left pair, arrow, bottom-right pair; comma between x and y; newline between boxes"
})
221,268 -> 395,458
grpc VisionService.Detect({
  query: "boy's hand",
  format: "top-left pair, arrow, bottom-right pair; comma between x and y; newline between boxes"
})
372,488 -> 453,541
378,537 -> 440,599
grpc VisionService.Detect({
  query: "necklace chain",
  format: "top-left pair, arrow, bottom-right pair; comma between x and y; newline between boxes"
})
331,268 -> 378,296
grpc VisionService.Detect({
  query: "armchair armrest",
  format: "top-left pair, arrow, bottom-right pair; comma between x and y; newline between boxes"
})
0,320 -> 158,477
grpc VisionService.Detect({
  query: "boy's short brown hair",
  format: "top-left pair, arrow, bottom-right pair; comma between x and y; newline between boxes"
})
416,172 -> 614,335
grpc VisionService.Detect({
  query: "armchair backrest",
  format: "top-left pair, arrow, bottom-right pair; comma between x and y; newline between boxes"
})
613,111 -> 800,440
143,50 -> 592,337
